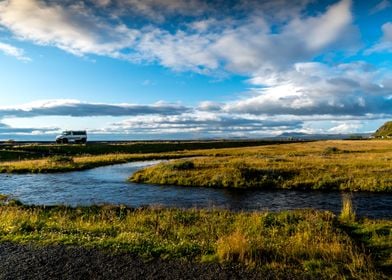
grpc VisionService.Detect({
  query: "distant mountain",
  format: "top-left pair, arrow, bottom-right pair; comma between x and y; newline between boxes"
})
276,132 -> 371,140
374,121 -> 392,138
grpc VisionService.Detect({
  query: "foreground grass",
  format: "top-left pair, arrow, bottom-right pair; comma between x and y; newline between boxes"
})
131,140 -> 392,192
0,202 -> 389,279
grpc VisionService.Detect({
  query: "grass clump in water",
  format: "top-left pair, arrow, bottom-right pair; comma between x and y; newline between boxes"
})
339,194 -> 356,223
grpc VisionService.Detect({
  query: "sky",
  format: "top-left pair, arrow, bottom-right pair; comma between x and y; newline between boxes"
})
0,0 -> 391,140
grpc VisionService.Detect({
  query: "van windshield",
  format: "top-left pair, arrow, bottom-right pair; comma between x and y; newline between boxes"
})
62,131 -> 71,136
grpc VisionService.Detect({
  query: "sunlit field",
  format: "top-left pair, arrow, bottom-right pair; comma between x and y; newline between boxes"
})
131,140 -> 392,192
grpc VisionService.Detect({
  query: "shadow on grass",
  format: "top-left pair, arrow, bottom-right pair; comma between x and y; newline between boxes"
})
338,221 -> 392,277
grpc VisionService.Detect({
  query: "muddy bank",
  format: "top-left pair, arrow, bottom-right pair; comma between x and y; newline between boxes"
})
0,243 -> 307,280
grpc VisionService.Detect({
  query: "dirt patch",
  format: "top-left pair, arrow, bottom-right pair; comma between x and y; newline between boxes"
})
0,242 -> 305,280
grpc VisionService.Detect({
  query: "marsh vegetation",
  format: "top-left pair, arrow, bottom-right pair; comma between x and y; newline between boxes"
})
131,140 -> 392,192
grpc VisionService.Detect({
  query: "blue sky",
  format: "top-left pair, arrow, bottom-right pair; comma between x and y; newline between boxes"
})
0,0 -> 391,140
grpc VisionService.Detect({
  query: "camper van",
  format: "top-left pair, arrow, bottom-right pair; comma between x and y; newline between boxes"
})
56,130 -> 87,144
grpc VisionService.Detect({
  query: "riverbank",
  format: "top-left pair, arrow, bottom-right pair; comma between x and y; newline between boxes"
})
0,201 -> 390,279
131,140 -> 392,192
0,153 -> 193,173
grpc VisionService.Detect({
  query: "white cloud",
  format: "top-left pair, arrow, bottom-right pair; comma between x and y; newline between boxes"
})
370,0 -> 391,14
285,0 -> 353,51
135,28 -> 220,73
366,22 -> 392,54
116,0 -> 208,21
95,0 -> 111,7
0,0 -> 358,74
197,101 -> 223,112
0,41 -> 30,61
223,61 -> 392,116
0,99 -> 189,118
328,122 -> 362,134
107,111 -> 303,136
0,0 -> 139,57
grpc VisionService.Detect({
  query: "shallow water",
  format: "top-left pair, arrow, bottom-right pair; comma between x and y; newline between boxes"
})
0,161 -> 391,219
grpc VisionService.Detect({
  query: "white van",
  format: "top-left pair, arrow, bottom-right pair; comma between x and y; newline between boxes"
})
56,130 -> 87,144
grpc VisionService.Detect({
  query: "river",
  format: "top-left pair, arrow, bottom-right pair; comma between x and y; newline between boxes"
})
0,161 -> 390,218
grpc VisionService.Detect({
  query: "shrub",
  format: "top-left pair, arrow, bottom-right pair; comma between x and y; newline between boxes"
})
48,155 -> 74,165
323,147 -> 340,155
167,160 -> 195,170
216,231 -> 250,263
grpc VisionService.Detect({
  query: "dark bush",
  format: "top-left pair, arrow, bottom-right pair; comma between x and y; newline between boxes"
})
323,147 -> 340,155
168,160 -> 195,170
48,155 -> 74,164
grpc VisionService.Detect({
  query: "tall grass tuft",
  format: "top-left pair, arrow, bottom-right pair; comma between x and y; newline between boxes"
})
216,230 -> 250,263
340,194 -> 356,223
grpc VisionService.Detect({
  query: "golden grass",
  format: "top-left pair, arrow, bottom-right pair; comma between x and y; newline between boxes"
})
340,194 -> 356,223
0,152 -> 193,173
0,205 -> 387,278
131,140 -> 392,192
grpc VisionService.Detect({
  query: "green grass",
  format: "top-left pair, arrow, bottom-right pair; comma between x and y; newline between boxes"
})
131,140 -> 392,192
3,140 -> 292,157
374,121 -> 392,138
0,203 -> 389,279
0,150 -> 43,162
0,153 -> 193,173
0,140 -> 294,173
339,194 -> 356,223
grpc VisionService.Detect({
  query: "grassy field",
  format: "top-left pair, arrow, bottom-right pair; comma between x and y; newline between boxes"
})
2,140 -> 392,192
0,196 -> 390,279
0,140 -> 292,173
131,140 -> 392,192
0,153 -> 192,173
0,140 -> 290,162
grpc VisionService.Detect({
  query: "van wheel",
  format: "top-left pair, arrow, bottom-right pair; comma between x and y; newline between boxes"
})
62,139 -> 68,144
81,139 -> 87,144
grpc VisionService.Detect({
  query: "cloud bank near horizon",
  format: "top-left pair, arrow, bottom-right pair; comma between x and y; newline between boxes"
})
0,99 -> 388,138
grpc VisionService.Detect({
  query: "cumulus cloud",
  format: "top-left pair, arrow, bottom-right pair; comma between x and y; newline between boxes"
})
0,0 -> 358,73
223,61 -> 392,116
0,100 -> 189,118
0,0 -> 139,57
107,112 -> 303,137
197,101 -> 224,112
133,0 -> 357,74
0,41 -> 30,61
